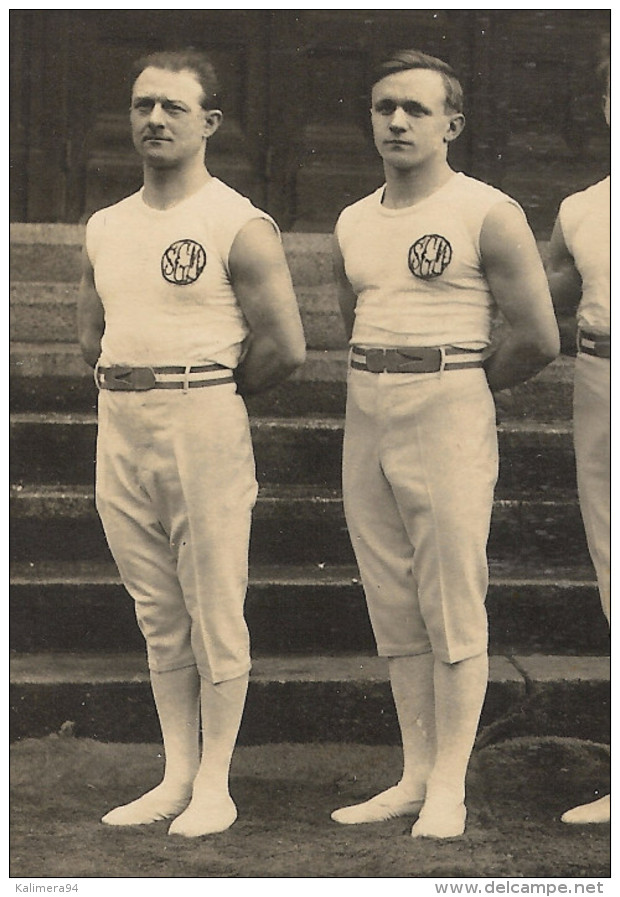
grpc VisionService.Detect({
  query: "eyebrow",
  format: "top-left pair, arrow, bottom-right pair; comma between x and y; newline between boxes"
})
374,98 -> 433,115
132,95 -> 190,106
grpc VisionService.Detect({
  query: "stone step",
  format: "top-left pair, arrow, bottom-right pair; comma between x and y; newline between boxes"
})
10,483 -> 589,567
9,412 -> 578,492
10,279 -> 346,352
11,225 -> 570,417
10,226 -> 332,285
9,560 -> 608,656
9,225 -> 84,283
9,344 -> 351,417
10,342 -> 575,419
9,651 -> 610,745
9,228 -> 341,350
9,224 -> 550,291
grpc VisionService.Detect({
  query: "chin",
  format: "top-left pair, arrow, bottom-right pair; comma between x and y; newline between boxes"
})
140,149 -> 177,169
383,155 -> 418,171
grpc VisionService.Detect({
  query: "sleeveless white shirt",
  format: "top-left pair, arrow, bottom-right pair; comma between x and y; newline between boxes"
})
86,178 -> 277,368
335,172 -> 522,349
559,176 -> 610,336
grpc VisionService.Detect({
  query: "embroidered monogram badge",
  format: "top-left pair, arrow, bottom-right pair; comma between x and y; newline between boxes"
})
408,234 -> 452,279
161,239 -> 206,285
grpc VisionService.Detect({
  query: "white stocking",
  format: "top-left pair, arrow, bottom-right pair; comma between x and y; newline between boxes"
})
389,652 -> 436,799
168,672 -> 248,837
102,665 -> 200,825
412,653 -> 488,838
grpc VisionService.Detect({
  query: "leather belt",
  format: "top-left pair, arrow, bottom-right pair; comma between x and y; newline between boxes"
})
577,329 -> 610,359
96,363 -> 235,391
350,346 -> 484,374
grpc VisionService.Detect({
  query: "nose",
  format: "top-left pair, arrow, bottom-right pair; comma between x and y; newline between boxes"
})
148,103 -> 165,128
389,106 -> 408,131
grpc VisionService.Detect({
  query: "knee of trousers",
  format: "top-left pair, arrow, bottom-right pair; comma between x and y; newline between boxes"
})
141,609 -> 251,684
189,606 -> 252,684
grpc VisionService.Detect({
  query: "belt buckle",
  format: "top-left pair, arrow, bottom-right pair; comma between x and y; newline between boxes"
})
394,347 -> 440,373
104,366 -> 157,391
365,348 -> 388,373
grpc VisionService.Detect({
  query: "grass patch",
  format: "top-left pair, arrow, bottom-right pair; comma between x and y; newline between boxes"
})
10,736 -> 610,878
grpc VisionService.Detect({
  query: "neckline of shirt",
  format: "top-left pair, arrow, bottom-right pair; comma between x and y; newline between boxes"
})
137,177 -> 220,214
376,171 -> 462,216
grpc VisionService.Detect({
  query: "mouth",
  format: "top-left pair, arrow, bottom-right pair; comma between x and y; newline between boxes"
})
143,135 -> 171,143
385,139 -> 412,147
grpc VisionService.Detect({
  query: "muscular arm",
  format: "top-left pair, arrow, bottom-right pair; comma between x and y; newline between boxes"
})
481,203 -> 560,392
76,248 -> 105,369
230,218 -> 306,396
545,216 -> 582,356
333,235 -> 358,342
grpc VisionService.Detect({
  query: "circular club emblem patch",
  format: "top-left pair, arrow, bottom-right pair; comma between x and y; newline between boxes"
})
161,239 -> 206,285
408,234 -> 452,280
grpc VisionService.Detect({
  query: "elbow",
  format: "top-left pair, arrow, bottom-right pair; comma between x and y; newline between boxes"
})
531,330 -> 560,368
282,338 -> 306,375
542,327 -> 561,364
78,332 -> 101,369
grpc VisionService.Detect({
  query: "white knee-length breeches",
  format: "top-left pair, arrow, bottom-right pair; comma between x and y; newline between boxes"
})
95,383 -> 258,683
573,353 -> 610,623
343,365 -> 498,663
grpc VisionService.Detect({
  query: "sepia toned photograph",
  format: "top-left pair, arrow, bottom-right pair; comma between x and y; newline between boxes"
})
9,8 -> 610,885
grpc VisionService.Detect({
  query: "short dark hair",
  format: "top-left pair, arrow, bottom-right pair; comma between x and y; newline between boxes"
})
370,49 -> 464,114
131,48 -> 221,109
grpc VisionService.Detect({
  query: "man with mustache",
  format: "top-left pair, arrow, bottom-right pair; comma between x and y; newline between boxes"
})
77,48 -> 305,838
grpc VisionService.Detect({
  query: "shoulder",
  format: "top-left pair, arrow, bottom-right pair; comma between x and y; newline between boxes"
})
450,173 -> 521,212
560,175 -> 609,218
208,178 -> 272,217
336,187 -> 383,233
85,192 -> 141,264
86,192 -> 141,230
446,174 -> 526,255
203,180 -> 279,267
206,178 -> 279,236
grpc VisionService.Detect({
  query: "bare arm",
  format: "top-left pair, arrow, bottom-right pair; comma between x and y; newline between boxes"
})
545,215 -> 582,356
333,235 -> 358,342
481,203 -> 560,392
230,219 -> 306,396
76,248 -> 105,369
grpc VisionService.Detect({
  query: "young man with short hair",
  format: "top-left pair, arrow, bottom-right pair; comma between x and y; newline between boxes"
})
331,49 -> 559,839
546,60 -> 610,827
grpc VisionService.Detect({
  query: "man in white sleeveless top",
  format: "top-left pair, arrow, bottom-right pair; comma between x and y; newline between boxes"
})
330,49 -> 559,839
547,62 -> 610,826
77,49 -> 305,837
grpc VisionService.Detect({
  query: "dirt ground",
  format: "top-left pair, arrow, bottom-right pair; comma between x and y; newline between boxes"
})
10,735 -> 610,880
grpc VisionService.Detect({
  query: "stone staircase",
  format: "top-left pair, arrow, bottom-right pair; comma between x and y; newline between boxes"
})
9,224 -> 610,746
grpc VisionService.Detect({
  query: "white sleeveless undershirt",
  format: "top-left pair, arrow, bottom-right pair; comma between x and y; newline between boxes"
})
335,172 -> 522,349
86,178 -> 277,368
559,176 -> 610,336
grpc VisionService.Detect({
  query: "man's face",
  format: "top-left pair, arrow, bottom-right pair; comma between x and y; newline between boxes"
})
370,68 -> 462,171
130,66 -> 220,168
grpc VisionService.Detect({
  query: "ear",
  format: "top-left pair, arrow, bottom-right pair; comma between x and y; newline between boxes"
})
203,109 -> 223,139
444,113 -> 465,143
